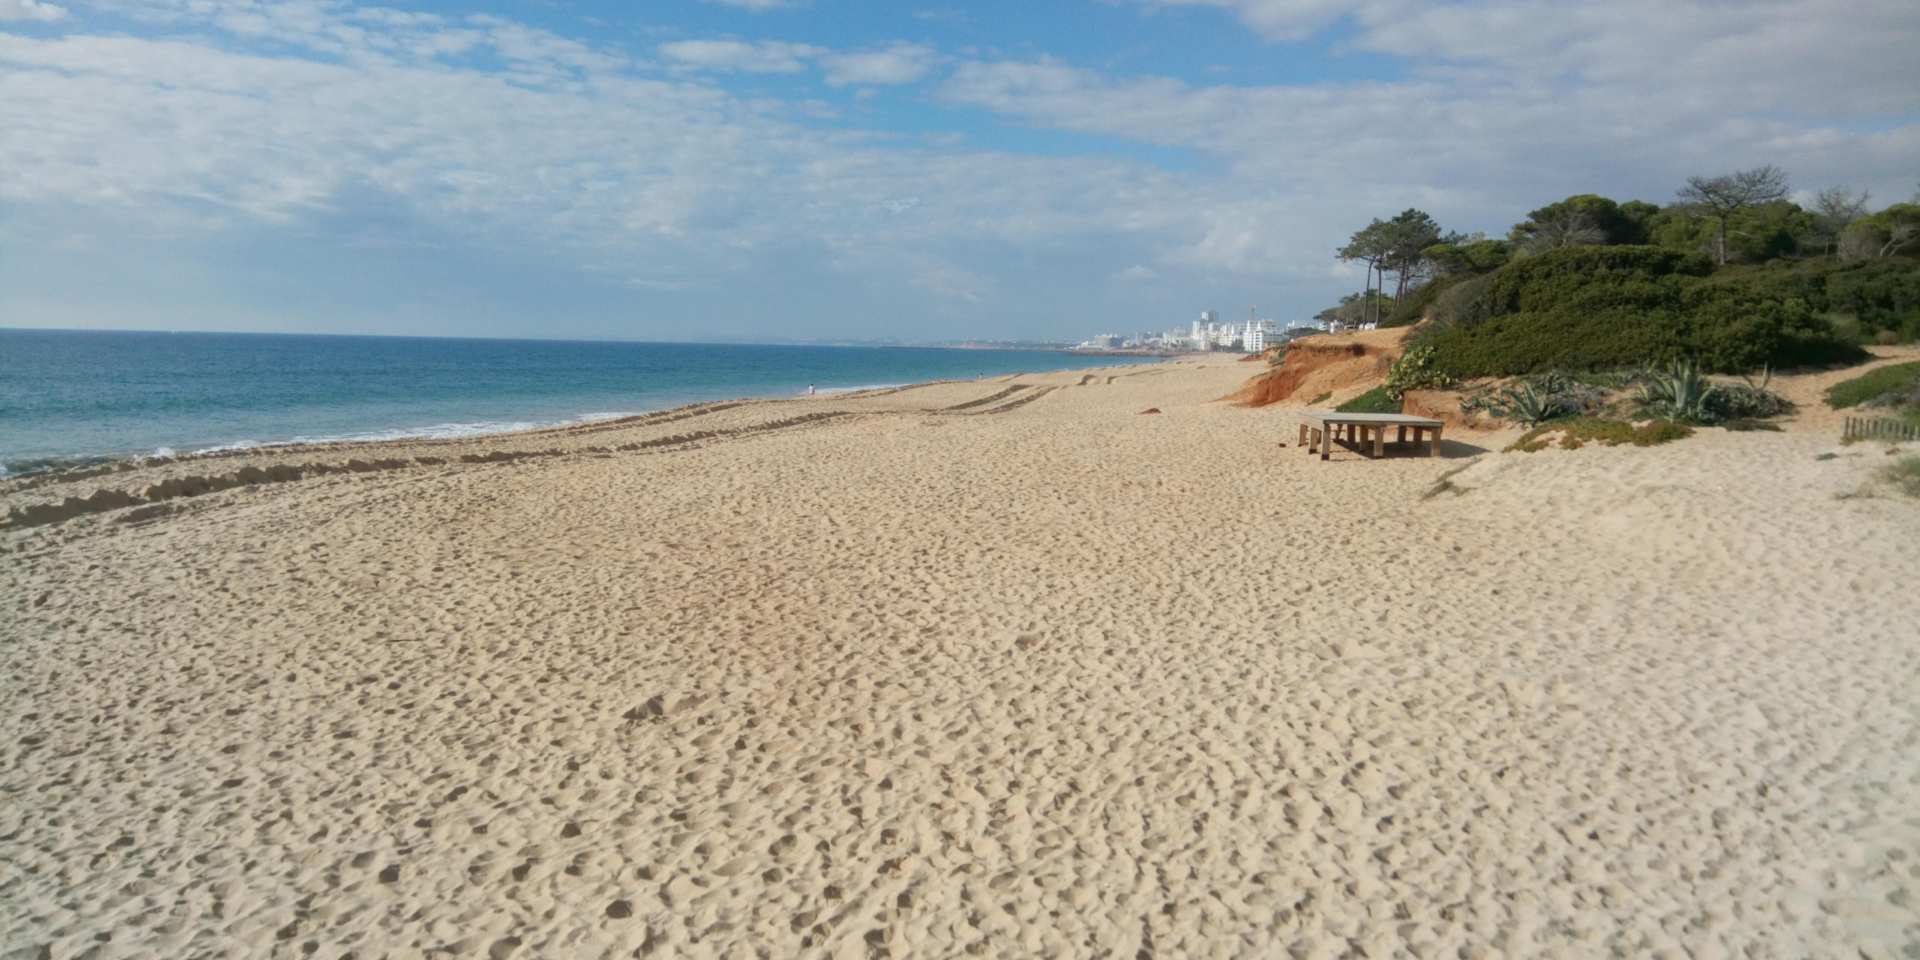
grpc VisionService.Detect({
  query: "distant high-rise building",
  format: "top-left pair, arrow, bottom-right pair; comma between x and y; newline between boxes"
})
1244,317 -> 1276,353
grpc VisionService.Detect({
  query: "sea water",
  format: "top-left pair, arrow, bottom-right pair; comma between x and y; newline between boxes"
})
0,329 -> 1160,475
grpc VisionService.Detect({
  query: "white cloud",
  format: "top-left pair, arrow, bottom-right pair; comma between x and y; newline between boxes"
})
936,0 -> 1920,283
657,38 -> 820,74
0,18 -> 1209,318
1150,0 -> 1920,121
820,43 -> 938,87
0,0 -> 67,21
2,0 -> 1915,338
943,0 -> 1920,200
1142,0 -> 1357,40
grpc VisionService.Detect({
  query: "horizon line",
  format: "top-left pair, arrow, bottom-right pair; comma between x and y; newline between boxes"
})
0,326 -> 1083,349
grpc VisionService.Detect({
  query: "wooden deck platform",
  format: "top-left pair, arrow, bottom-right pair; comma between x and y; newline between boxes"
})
1298,412 -> 1444,461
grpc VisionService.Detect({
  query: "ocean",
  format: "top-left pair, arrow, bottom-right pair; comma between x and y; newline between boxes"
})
0,329 -> 1160,475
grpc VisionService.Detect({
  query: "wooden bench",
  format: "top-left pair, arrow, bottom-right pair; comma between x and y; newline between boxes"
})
1298,412 -> 1444,461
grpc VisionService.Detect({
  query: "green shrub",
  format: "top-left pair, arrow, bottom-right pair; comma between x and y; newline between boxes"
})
1703,258 -> 1920,343
1825,362 -> 1920,409
1427,272 -> 1497,330
1383,277 -> 1456,328
1508,417 -> 1694,452
1475,246 -> 1711,318
1382,345 -> 1453,399
1417,246 -> 1869,377
1706,383 -> 1794,420
1823,311 -> 1867,344
1335,386 -> 1399,413
1424,239 -> 1513,275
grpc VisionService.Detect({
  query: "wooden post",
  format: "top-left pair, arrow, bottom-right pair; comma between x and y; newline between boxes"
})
1429,425 -> 1444,457
1396,425 -> 1407,445
1372,425 -> 1385,458
1321,426 -> 1331,461
1299,423 -> 1308,448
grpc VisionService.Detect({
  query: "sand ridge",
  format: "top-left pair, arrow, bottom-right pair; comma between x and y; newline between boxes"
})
4,354 -> 1919,958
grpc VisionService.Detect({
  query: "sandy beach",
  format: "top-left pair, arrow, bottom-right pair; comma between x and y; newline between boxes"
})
5,353 -> 1920,958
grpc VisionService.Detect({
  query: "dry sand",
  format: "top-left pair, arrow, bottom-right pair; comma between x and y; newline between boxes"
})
4,355 -> 1919,958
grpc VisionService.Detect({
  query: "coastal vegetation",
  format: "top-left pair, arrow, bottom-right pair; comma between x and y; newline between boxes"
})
1456,363 -> 1793,431
1414,246 -> 1864,377
1636,360 -> 1719,423
1317,168 -> 1920,381
1464,377 -> 1596,426
1380,345 -> 1452,399
1509,417 -> 1695,452
1334,386 -> 1398,414
1825,361 -> 1920,414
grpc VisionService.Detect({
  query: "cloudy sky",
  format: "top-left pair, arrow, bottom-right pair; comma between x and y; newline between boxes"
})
2,0 -> 1916,340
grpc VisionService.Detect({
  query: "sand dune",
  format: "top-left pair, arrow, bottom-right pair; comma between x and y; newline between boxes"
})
4,355 -> 1918,958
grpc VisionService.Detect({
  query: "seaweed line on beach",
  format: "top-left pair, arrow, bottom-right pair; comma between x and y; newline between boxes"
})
2,409 -> 860,532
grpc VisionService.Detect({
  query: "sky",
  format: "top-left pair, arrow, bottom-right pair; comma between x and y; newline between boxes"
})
2,0 -> 1917,342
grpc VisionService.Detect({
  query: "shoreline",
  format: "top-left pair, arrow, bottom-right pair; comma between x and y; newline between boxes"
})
1,330 -> 1171,482
0,358 -> 1198,525
0,362 -> 1164,486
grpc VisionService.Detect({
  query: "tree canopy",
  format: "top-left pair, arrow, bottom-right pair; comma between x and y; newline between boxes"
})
1314,166 -> 1913,339
1509,194 -> 1648,250
1675,165 -> 1791,264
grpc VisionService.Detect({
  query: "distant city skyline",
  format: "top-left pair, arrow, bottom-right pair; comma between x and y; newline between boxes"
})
2,0 -> 1916,341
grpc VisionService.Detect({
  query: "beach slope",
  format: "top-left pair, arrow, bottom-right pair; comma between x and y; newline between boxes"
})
4,355 -> 1918,957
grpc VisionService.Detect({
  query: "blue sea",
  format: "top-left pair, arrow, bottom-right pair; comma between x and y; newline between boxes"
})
0,329 -> 1158,475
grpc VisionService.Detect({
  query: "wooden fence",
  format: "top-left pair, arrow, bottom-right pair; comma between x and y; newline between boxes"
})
1843,416 -> 1920,443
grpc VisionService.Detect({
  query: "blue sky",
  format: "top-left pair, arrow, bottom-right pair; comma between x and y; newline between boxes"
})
2,0 -> 1917,341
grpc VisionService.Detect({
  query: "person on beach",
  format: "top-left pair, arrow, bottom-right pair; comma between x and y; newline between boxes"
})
808,384 -> 816,396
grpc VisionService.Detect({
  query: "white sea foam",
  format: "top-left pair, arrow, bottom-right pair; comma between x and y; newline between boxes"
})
812,383 -> 904,395
185,411 -> 644,456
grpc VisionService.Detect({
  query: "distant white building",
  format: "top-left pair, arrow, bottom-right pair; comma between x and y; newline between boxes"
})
1244,318 -> 1277,353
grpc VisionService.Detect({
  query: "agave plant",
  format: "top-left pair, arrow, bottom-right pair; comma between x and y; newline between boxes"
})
1638,359 -> 1718,423
1495,382 -> 1565,426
